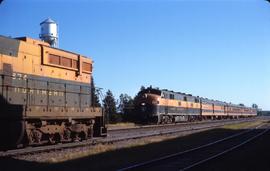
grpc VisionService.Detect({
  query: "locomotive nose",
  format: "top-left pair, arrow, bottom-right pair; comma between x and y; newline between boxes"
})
140,102 -> 147,112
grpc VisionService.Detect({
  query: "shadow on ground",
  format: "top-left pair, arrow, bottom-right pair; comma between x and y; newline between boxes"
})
0,127 -> 269,171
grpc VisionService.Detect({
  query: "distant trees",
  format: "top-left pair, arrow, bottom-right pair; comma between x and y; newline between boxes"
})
252,104 -> 258,109
99,86 -> 146,123
118,94 -> 135,121
102,90 -> 117,123
91,76 -> 101,107
118,94 -> 133,114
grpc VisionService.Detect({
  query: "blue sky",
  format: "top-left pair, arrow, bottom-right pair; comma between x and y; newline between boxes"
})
1,0 -> 269,109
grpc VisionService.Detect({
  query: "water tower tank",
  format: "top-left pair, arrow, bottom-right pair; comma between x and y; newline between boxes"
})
39,18 -> 58,47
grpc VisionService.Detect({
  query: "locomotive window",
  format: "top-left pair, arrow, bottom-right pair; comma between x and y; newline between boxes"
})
61,57 -> 72,68
164,93 -> 168,98
82,62 -> 92,72
72,60 -> 78,69
169,94 -> 174,99
184,97 -> 187,101
49,54 -> 60,65
161,93 -> 164,98
48,54 -> 78,70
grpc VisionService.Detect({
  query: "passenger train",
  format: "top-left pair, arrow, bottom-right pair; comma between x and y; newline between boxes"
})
134,87 -> 257,124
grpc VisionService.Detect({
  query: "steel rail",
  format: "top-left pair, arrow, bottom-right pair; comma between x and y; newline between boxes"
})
108,117 -> 259,132
0,117 -> 264,158
117,123 -> 268,171
180,125 -> 269,171
0,122 -> 226,157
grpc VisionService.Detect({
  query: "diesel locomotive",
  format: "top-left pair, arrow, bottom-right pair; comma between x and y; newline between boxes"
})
0,35 -> 106,148
134,87 -> 257,124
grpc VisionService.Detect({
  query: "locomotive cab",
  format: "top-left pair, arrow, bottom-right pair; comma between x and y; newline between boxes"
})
135,88 -> 161,123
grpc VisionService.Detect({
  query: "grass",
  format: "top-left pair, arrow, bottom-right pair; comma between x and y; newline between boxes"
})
222,120 -> 263,130
47,144 -> 116,163
45,135 -> 179,163
107,122 -> 137,130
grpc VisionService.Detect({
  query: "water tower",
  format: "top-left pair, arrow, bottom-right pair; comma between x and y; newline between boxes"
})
39,18 -> 58,47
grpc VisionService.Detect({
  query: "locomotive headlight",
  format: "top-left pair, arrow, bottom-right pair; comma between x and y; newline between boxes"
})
141,103 -> 146,106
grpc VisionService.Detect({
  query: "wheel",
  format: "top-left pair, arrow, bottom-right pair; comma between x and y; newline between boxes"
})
48,134 -> 56,144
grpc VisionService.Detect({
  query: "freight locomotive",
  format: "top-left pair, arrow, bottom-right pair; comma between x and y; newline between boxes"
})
134,87 -> 257,124
0,35 -> 106,148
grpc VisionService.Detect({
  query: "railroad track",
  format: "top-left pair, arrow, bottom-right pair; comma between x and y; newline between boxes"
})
107,117 -> 262,140
0,117 -> 264,158
108,117 -> 262,131
118,122 -> 269,171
